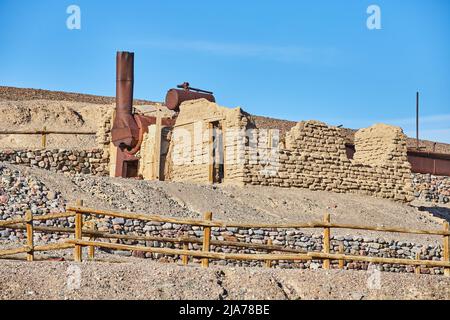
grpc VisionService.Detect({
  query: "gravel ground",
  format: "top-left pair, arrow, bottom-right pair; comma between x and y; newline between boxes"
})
0,258 -> 448,300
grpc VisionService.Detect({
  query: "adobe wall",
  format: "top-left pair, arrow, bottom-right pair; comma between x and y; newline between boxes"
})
167,99 -> 254,184
243,120 -> 414,201
138,125 -> 171,180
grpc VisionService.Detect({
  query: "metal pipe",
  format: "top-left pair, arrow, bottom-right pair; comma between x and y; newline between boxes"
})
111,51 -> 140,149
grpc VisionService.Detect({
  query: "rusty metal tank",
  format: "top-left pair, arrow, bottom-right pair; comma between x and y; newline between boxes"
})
165,82 -> 215,111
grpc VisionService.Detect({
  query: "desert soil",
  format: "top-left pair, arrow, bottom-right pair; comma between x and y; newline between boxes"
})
0,258 -> 449,300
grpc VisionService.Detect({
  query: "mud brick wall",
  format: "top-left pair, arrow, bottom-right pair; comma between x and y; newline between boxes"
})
243,121 -> 414,202
139,125 -> 171,180
168,99 -> 254,185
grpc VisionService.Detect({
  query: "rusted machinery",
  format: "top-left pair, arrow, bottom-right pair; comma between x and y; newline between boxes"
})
111,51 -> 175,178
111,52 -> 216,178
165,82 -> 215,111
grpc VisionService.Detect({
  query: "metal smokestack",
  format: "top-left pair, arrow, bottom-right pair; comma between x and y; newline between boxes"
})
111,51 -> 139,149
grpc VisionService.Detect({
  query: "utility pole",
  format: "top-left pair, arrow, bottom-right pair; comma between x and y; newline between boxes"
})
416,91 -> 419,150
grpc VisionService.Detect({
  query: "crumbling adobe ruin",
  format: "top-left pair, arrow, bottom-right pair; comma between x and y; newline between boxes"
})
0,52 -> 420,203
131,98 -> 413,202
99,51 -> 416,202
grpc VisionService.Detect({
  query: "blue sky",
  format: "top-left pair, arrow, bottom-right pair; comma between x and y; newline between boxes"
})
0,0 -> 449,142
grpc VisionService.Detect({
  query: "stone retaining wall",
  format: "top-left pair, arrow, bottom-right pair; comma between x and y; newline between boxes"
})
0,149 -> 109,176
413,173 -> 450,204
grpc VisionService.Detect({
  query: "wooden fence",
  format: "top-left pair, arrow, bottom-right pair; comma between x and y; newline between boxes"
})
0,127 -> 97,148
0,200 -> 449,276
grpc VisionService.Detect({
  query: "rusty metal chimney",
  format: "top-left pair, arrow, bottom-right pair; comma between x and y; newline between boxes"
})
111,51 -> 139,149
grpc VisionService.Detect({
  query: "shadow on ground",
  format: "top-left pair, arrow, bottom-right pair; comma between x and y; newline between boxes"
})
418,206 -> 450,223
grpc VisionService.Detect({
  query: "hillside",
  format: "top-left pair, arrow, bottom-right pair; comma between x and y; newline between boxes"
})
2,86 -> 450,153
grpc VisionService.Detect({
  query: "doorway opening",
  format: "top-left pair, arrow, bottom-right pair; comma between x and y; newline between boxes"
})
210,121 -> 224,183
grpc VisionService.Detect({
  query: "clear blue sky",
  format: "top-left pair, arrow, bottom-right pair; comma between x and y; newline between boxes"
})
0,0 -> 449,142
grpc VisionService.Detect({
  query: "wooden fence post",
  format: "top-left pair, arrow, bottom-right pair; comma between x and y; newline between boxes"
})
338,243 -> 344,269
202,212 -> 212,267
182,242 -> 189,265
25,210 -> 34,262
41,126 -> 47,149
323,213 -> 331,270
415,252 -> 421,275
265,239 -> 273,268
74,199 -> 84,262
444,221 -> 449,277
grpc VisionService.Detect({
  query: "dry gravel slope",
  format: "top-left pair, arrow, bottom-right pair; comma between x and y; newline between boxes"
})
0,259 -> 448,300
3,163 -> 449,245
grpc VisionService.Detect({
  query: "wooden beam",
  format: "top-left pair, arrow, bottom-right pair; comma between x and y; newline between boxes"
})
74,200 -> 84,262
0,130 -> 96,135
25,210 -> 34,262
0,217 -> 26,227
323,213 -> 331,270
202,212 -> 212,267
182,243 -> 189,265
41,126 -> 47,148
65,205 -> 450,235
66,239 -> 312,262
32,212 -> 76,221
34,243 -> 75,252
308,252 -> 450,268
0,246 -> 30,257
444,221 -> 449,277
415,252 -> 421,275
3,223 -> 308,255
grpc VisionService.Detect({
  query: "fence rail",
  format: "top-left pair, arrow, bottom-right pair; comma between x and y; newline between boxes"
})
0,200 -> 449,276
0,127 -> 97,148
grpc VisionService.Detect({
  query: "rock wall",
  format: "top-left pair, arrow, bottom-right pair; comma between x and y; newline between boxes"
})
0,149 -> 109,176
244,121 -> 414,202
413,173 -> 450,204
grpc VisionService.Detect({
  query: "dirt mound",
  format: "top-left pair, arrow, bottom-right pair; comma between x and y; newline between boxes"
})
0,100 -> 87,129
0,100 -> 113,149
0,86 -> 157,106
